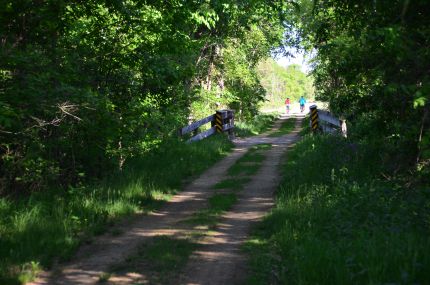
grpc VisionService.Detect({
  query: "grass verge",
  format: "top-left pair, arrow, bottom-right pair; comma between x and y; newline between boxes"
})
245,134 -> 430,284
235,113 -> 278,137
0,135 -> 233,284
299,114 -> 311,136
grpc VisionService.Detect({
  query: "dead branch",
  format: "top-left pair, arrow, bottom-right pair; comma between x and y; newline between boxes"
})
57,102 -> 82,121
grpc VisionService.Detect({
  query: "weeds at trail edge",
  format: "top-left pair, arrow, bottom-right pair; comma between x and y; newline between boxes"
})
0,136 -> 233,284
245,135 -> 430,285
299,114 -> 311,136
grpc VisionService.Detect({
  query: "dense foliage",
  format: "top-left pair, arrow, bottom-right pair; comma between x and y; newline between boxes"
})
0,0 -> 295,194
295,0 -> 430,177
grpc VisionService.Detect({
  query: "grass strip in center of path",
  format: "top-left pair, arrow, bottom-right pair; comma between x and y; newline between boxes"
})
101,192 -> 239,284
100,143 -> 274,284
213,177 -> 252,191
186,143 -> 272,230
268,118 -> 296,137
227,144 -> 272,176
101,236 -> 197,284
184,193 -> 238,230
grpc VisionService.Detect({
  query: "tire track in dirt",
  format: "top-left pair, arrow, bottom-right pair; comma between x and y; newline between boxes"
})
177,116 -> 302,285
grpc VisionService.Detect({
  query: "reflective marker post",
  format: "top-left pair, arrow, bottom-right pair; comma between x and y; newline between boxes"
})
215,110 -> 224,133
310,105 -> 319,132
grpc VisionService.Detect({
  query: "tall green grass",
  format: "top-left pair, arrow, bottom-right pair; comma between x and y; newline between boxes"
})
0,136 -> 233,284
246,134 -> 430,284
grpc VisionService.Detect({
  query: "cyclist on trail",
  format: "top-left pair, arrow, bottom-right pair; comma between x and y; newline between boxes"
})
285,97 -> 291,114
299,96 -> 306,113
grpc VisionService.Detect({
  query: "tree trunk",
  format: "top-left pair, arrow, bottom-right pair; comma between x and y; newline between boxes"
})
416,107 -> 429,164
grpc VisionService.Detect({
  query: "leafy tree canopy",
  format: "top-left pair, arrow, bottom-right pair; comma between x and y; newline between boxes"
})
292,0 -> 430,175
0,0 -> 293,193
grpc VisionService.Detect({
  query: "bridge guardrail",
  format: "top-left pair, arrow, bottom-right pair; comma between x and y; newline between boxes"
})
309,105 -> 347,138
179,110 -> 234,143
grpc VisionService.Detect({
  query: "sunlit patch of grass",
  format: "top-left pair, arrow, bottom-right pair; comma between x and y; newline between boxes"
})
0,262 -> 41,285
235,113 -> 278,137
98,272 -> 111,283
250,143 -> 272,151
268,118 -> 296,137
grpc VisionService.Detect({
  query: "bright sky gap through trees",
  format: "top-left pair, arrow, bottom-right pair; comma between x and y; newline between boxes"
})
274,48 -> 313,74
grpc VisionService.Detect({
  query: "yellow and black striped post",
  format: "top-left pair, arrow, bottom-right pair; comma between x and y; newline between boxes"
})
309,105 -> 319,132
215,111 -> 223,133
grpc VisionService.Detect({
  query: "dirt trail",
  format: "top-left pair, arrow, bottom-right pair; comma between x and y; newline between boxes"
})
177,116 -> 302,285
30,114 -> 302,285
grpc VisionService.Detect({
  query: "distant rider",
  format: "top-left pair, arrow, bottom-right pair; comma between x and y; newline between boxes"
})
299,96 -> 306,113
285,97 -> 291,114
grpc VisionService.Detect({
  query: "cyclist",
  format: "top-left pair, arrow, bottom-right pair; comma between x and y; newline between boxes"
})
285,97 -> 291,114
299,96 -> 306,113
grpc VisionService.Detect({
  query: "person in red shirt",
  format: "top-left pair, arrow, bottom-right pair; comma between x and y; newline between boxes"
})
285,98 -> 291,114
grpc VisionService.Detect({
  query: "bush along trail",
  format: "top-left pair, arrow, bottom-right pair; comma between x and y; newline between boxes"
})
25,114 -> 301,285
